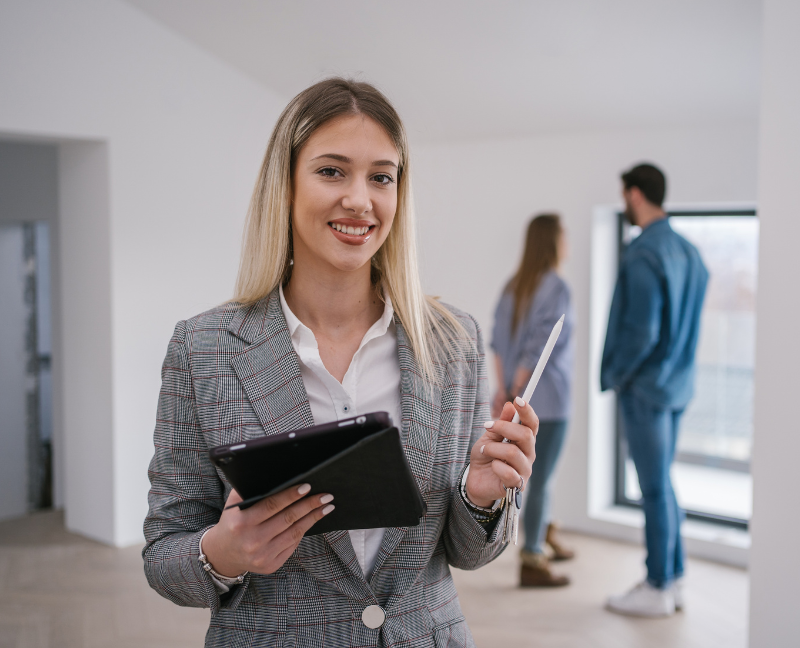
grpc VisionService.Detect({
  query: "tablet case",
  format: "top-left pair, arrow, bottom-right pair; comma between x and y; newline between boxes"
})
209,412 -> 427,535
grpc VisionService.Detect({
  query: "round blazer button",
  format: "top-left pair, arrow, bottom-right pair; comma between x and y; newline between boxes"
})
361,605 -> 386,629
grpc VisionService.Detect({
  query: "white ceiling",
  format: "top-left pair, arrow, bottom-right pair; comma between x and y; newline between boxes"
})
125,0 -> 762,144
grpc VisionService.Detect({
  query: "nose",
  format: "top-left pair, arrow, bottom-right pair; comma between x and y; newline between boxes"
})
341,178 -> 372,215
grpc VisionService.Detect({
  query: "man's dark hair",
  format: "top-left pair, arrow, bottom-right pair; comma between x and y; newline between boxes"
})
621,163 -> 667,207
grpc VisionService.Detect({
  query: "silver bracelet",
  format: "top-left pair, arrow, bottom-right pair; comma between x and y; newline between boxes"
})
198,528 -> 248,586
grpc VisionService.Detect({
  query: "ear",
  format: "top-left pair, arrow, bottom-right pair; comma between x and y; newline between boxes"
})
628,187 -> 651,211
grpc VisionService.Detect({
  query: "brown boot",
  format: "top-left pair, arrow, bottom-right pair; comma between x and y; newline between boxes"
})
545,523 -> 575,562
519,550 -> 570,588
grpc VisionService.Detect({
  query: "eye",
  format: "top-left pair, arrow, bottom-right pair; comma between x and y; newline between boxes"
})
372,173 -> 395,186
317,167 -> 343,179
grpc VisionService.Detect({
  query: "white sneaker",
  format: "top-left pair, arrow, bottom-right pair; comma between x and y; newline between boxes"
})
672,578 -> 684,611
606,581 -> 676,618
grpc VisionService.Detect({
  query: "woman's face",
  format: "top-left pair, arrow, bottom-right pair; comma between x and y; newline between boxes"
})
291,114 -> 399,277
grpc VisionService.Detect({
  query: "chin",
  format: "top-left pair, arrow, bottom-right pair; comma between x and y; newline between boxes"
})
325,251 -> 374,275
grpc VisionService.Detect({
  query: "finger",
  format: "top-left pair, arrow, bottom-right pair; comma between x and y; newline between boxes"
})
261,492 -> 334,536
225,488 -> 243,505
269,499 -> 336,555
480,400 -> 523,443
272,543 -> 298,568
481,440 -> 531,479
471,433 -> 496,465
256,536 -> 306,576
482,418 -> 535,458
488,419 -> 535,449
498,401 -> 517,422
245,482 -> 315,523
491,459 -> 523,490
512,396 -> 540,436
480,423 -> 515,447
488,397 -> 538,445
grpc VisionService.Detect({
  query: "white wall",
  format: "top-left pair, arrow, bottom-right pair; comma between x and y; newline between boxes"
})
0,0 -> 286,545
413,122 -> 758,553
749,0 -> 800,644
58,141 -> 115,541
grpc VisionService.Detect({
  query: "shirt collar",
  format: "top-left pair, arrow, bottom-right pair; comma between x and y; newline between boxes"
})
278,282 -> 304,338
278,282 -> 395,343
640,216 -> 670,234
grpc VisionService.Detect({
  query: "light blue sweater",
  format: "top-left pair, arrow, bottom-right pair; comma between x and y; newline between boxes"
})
490,270 -> 574,421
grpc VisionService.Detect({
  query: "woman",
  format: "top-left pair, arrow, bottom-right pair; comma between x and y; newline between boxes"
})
490,214 -> 574,588
143,78 -> 537,648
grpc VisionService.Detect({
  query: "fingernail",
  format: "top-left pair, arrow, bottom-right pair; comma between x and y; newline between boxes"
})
297,483 -> 311,495
320,494 -> 334,504
480,444 -> 486,454
322,504 -> 335,515
484,420 -> 494,429
515,396 -> 526,407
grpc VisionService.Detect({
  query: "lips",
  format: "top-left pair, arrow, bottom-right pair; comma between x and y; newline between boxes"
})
328,220 -> 376,246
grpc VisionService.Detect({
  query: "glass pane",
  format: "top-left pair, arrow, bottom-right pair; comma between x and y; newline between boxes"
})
623,457 -> 753,521
669,216 -> 758,465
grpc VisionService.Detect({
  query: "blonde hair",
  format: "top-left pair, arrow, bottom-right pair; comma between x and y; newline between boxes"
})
234,78 -> 466,382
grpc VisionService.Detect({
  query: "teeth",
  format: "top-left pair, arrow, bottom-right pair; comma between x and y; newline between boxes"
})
331,223 -> 370,236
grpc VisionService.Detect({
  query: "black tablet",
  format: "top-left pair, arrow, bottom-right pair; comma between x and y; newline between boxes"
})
209,412 -> 426,534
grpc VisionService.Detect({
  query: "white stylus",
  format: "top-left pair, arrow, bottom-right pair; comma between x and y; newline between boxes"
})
510,314 -> 565,424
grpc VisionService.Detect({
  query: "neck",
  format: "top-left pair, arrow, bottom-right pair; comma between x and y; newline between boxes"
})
636,206 -> 667,229
284,258 -> 382,334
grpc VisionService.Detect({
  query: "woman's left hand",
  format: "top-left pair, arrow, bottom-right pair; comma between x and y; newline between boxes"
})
491,390 -> 507,419
465,397 -> 538,508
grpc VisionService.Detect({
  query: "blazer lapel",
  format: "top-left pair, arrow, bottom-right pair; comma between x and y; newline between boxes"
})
228,291 -> 314,436
228,289 -> 365,587
370,317 -> 441,579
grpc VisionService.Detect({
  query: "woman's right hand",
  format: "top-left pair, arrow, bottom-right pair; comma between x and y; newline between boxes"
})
201,484 -> 334,577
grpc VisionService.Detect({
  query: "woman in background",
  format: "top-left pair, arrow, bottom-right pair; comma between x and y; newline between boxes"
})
491,213 -> 575,587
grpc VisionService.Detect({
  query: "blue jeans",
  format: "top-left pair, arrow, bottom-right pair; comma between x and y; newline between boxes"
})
523,420 -> 569,554
619,391 -> 685,588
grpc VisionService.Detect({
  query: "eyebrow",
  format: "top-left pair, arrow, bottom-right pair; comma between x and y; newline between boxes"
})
310,153 -> 398,169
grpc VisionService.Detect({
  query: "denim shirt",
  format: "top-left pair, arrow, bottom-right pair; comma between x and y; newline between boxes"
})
601,218 -> 708,409
491,270 -> 574,421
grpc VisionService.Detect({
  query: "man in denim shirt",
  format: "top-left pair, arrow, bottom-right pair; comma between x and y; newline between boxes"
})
601,164 -> 708,617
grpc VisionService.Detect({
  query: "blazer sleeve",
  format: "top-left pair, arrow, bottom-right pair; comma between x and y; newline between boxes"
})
142,320 -> 252,613
442,315 -> 510,570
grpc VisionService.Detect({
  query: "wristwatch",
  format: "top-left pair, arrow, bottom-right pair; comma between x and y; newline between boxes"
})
459,464 -> 504,524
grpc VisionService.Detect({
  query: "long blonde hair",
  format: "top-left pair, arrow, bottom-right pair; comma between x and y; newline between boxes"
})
234,78 -> 466,382
507,214 -> 563,335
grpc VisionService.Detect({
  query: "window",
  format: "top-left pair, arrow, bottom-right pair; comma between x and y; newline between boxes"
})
615,210 -> 757,528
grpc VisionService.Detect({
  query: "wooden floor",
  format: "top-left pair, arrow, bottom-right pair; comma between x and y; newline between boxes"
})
454,531 -> 748,648
0,511 -> 747,647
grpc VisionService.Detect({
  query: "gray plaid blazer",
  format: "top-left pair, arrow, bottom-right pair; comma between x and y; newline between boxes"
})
143,289 -> 509,648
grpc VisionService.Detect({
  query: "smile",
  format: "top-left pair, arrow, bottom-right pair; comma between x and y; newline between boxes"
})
329,222 -> 373,236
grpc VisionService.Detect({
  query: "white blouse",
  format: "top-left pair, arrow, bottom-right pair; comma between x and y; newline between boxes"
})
279,284 -> 402,580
